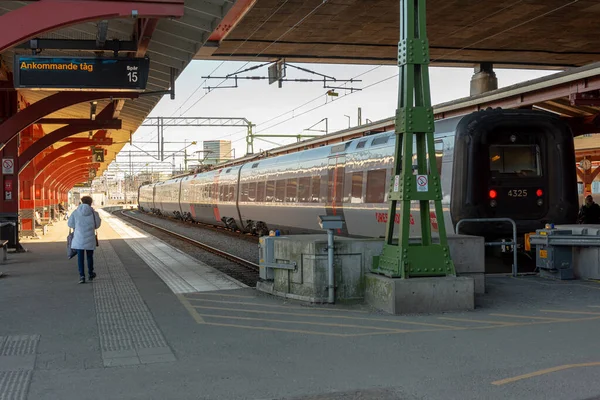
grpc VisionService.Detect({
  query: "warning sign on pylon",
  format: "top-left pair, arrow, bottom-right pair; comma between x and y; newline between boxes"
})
2,158 -> 14,175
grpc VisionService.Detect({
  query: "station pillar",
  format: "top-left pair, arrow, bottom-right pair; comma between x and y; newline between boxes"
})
470,63 -> 498,96
19,163 -> 36,237
0,75 -> 21,248
371,0 -> 455,277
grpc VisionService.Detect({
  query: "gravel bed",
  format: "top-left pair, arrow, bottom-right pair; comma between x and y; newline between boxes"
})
116,211 -> 259,287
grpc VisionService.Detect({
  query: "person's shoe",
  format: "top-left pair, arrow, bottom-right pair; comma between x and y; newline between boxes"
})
78,277 -> 85,284
89,272 -> 96,281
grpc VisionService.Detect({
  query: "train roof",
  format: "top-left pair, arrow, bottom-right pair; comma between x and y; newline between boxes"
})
138,114 -> 466,188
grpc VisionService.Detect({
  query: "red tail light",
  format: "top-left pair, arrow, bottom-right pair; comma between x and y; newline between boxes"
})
489,189 -> 497,199
536,189 -> 543,197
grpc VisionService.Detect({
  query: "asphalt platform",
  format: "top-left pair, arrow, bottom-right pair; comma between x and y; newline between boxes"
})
1,210 -> 599,400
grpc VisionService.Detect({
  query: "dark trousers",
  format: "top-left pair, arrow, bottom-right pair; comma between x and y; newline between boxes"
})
77,249 -> 94,278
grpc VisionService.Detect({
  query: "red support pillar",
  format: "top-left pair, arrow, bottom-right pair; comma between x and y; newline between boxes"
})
19,163 -> 36,237
0,76 -> 20,247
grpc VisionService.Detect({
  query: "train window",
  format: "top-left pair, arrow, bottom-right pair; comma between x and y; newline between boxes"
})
252,163 -> 260,168
228,185 -> 235,202
248,182 -> 257,202
241,183 -> 249,202
266,180 -> 275,202
331,143 -> 350,154
286,179 -> 298,202
489,145 -> 541,176
311,176 -> 321,203
275,180 -> 285,202
371,136 -> 389,146
350,172 -> 364,203
298,177 -> 311,202
256,181 -> 266,202
366,169 -> 387,203
226,169 -> 231,173
219,186 -> 225,201
356,140 -> 367,149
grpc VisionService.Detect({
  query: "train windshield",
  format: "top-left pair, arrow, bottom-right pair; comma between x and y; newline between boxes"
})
489,144 -> 541,177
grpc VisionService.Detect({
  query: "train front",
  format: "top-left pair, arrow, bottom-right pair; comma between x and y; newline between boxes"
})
450,109 -> 579,240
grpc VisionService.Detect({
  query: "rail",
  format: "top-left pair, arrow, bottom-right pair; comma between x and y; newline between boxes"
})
118,210 -> 259,272
456,218 -> 518,277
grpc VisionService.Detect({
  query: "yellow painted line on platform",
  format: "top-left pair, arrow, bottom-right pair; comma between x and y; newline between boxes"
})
201,322 -> 349,337
195,313 -> 410,332
438,317 -> 515,326
191,305 -> 462,329
541,309 -> 600,316
347,328 -> 446,337
177,294 -> 205,323
489,313 -> 571,322
186,297 -> 370,313
492,362 -> 600,386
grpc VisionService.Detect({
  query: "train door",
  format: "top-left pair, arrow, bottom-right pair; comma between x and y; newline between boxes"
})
326,156 -> 349,235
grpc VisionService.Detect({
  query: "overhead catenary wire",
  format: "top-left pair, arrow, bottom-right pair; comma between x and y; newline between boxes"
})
178,0 -> 330,117
126,0 -> 580,168
135,0 -> 295,146
216,64 -> 386,146
235,0 -> 581,146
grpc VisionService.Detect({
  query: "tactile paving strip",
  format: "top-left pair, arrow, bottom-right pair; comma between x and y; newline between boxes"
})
0,335 -> 38,400
0,370 -> 32,400
93,241 -> 174,366
0,335 -> 39,356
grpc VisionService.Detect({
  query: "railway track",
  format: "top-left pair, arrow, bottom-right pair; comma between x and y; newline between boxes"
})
137,210 -> 259,243
117,210 -> 260,274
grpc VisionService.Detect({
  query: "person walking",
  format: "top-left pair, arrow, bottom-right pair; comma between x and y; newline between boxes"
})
67,196 -> 101,284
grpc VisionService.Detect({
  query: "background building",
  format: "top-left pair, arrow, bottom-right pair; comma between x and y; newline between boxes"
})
203,140 -> 232,165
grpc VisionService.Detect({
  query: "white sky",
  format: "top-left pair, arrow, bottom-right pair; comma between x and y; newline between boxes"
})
113,61 -> 556,173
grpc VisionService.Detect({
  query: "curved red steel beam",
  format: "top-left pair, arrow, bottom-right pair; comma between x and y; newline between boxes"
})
18,102 -> 117,171
57,169 -> 94,191
52,168 -> 95,195
48,162 -> 99,189
30,137 -> 111,178
39,153 -> 92,185
20,126 -> 115,173
0,0 -> 184,52
0,93 -> 132,151
44,158 -> 96,187
39,152 -> 92,184
62,172 -> 89,188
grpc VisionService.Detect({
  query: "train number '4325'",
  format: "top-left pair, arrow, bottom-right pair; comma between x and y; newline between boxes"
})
507,189 -> 528,197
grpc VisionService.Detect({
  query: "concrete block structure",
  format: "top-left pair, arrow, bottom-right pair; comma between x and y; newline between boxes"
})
257,235 -> 384,303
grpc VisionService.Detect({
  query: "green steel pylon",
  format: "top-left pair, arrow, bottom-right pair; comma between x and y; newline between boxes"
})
372,0 -> 455,278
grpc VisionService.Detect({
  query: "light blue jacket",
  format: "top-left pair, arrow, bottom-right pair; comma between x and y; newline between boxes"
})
67,204 -> 101,250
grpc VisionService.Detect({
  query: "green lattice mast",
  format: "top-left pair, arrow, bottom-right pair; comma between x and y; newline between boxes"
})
372,0 -> 455,278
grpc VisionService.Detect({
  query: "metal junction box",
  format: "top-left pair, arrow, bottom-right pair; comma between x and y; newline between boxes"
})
258,236 -> 276,280
534,229 -> 574,280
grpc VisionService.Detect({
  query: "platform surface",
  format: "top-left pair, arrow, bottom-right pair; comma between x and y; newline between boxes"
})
1,211 -> 600,399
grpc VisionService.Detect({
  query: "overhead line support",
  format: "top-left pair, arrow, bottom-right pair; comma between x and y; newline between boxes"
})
371,0 -> 455,278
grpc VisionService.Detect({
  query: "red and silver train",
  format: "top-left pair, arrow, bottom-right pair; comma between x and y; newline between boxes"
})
138,109 -> 578,240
